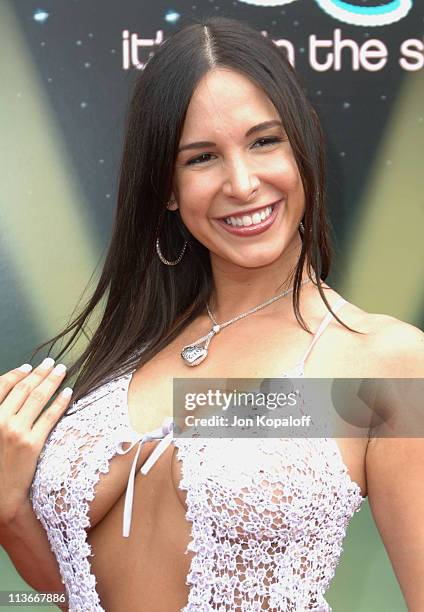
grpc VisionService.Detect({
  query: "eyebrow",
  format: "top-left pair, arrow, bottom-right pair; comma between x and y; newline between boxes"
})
177,120 -> 284,154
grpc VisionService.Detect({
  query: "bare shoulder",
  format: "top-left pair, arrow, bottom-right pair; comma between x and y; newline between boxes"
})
318,286 -> 423,377
372,313 -> 423,377
343,301 -> 424,377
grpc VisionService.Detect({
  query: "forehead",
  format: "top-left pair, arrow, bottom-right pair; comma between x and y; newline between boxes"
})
181,68 -> 280,137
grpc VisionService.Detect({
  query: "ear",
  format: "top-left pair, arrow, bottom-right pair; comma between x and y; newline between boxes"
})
167,196 -> 179,211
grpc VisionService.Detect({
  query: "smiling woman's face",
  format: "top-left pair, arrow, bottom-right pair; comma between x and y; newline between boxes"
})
172,68 -> 305,270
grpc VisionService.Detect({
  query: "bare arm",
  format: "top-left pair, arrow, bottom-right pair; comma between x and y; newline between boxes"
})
0,502 -> 65,596
366,321 -> 424,611
0,361 -> 73,610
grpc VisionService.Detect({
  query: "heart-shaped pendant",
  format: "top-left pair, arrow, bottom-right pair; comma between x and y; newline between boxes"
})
181,344 -> 208,366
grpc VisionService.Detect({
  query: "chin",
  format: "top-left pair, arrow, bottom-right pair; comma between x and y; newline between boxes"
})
224,249 -> 288,269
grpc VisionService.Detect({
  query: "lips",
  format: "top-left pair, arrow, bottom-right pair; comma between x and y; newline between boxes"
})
217,199 -> 282,221
215,199 -> 282,237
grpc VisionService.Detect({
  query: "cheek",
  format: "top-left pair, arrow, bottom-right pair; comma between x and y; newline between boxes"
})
177,197 -> 211,239
274,156 -> 303,194
174,169 -> 213,208
291,168 -> 305,199
175,175 -> 215,229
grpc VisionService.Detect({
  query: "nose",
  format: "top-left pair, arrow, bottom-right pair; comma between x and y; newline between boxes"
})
221,154 -> 260,202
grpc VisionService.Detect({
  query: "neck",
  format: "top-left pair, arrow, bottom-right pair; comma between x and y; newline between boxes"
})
207,239 -> 314,322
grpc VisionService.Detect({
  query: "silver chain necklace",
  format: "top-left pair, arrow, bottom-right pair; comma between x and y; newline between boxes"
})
181,276 -> 314,366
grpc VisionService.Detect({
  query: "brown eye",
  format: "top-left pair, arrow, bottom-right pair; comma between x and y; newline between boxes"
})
252,137 -> 283,148
186,153 -> 215,166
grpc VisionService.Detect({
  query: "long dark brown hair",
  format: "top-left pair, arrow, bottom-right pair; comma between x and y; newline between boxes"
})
31,16 -> 362,406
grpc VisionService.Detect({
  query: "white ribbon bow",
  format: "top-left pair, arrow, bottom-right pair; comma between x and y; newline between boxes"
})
116,417 -> 174,537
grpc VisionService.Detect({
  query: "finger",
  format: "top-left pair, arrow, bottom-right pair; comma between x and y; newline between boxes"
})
15,363 -> 69,426
31,385 -> 74,443
0,358 -> 56,417
0,363 -> 34,404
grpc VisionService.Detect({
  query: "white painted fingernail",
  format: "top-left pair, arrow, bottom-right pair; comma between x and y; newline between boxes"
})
18,363 -> 33,373
52,364 -> 67,376
40,357 -> 55,370
62,387 -> 73,399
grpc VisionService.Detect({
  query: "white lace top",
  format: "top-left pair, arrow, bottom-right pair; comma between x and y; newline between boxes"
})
30,296 -> 366,611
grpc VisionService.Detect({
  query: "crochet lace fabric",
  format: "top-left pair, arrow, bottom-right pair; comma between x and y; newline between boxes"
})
174,435 -> 363,611
30,376 -> 132,611
30,370 -> 365,611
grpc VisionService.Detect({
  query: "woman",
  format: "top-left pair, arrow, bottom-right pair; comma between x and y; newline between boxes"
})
1,16 -> 423,612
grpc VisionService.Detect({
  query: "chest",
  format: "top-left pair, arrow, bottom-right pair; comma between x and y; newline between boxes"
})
126,313 -> 376,435
126,309 -> 386,503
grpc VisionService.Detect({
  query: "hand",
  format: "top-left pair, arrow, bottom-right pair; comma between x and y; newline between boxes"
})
0,358 -> 73,525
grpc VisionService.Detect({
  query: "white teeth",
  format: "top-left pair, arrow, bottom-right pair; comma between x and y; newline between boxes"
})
223,205 -> 273,227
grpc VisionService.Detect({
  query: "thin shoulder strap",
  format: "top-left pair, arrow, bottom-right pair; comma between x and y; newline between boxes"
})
298,296 -> 348,366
